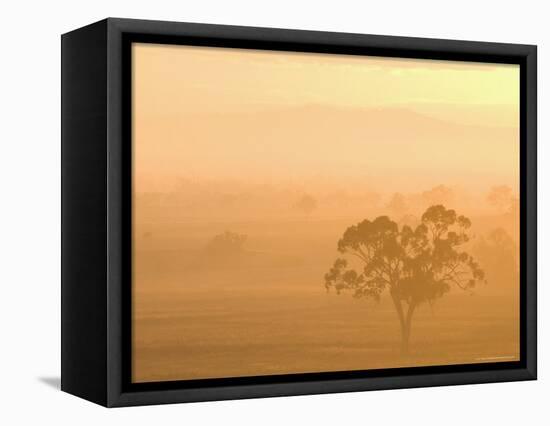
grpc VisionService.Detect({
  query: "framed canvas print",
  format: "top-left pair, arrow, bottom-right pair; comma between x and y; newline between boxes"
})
61,18 -> 537,407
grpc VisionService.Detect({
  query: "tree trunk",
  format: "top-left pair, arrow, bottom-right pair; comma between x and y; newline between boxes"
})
391,292 -> 416,355
391,292 -> 407,355
400,303 -> 416,355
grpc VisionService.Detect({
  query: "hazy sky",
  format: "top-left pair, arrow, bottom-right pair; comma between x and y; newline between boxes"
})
132,43 -> 520,194
132,43 -> 520,382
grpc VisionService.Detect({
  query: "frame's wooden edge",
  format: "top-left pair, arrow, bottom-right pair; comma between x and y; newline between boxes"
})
106,366 -> 536,407
106,16 -> 538,48
106,16 -> 125,408
86,17 -> 536,407
61,18 -> 109,407
61,18 -> 109,38
105,17 -> 535,62
524,44 -> 537,380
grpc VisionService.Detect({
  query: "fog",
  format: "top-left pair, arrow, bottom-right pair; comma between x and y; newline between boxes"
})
131,43 -> 519,383
132,182 -> 519,382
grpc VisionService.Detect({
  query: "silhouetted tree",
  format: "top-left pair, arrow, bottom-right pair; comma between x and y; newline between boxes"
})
324,205 -> 484,354
399,214 -> 418,228
205,231 -> 247,256
422,184 -> 454,207
487,185 -> 514,212
474,228 -> 518,291
295,194 -> 318,216
386,193 -> 408,216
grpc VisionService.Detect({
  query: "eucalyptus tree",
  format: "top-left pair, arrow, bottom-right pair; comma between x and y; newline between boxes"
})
325,205 -> 484,354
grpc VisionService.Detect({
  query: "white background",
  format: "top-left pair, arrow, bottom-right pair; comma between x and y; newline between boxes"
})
0,0 -> 546,424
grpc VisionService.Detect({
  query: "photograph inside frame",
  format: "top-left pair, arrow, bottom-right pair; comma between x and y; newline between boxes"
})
130,43 -> 520,383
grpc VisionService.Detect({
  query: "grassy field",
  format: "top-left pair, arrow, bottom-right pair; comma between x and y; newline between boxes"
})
132,218 -> 519,383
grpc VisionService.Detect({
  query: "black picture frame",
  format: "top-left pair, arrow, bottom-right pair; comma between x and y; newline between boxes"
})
61,17 -> 537,407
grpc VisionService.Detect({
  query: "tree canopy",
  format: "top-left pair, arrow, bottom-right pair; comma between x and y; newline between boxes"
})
205,231 -> 247,256
324,205 -> 485,352
295,194 -> 318,216
487,185 -> 514,212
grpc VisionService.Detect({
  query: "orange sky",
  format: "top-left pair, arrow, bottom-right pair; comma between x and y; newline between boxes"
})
131,43 -> 520,382
132,43 -> 519,194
